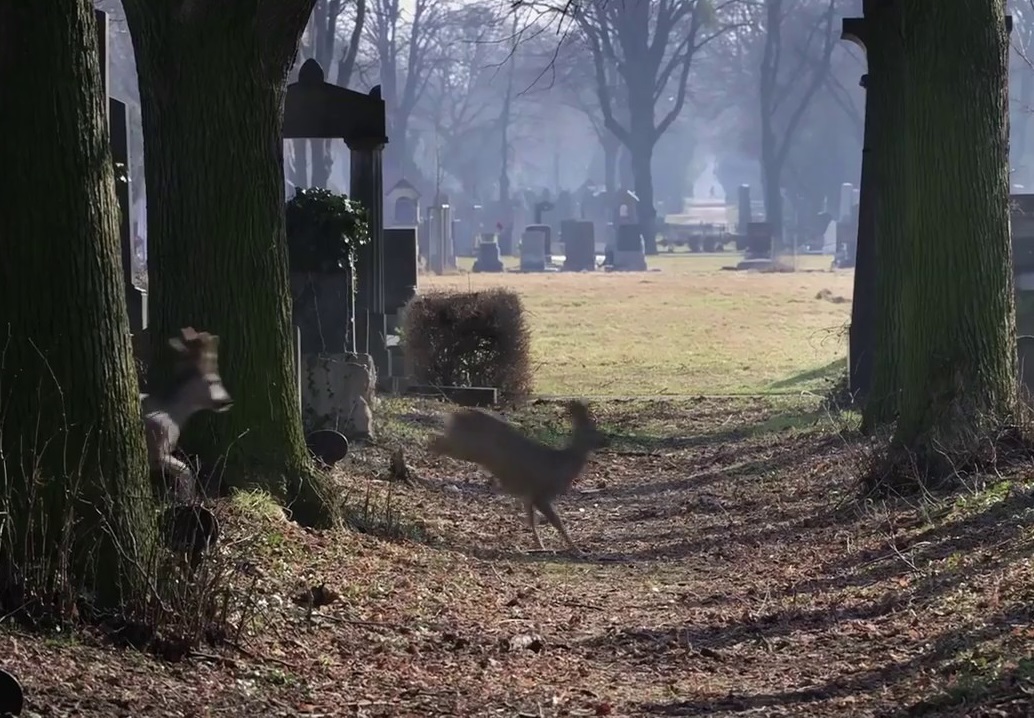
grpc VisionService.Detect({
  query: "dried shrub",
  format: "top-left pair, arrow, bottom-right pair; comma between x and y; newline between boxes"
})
400,289 -> 533,400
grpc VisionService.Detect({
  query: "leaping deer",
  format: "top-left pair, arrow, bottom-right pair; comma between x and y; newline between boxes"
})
140,327 -> 232,503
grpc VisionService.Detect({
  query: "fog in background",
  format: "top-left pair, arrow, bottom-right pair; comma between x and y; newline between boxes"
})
94,0 -> 1034,244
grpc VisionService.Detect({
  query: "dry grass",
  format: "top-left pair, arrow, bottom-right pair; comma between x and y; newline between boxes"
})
424,254 -> 853,396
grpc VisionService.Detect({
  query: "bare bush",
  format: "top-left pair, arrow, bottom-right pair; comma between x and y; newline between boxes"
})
400,289 -> 534,401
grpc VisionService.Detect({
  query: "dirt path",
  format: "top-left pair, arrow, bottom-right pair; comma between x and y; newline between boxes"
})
3,397 -> 1033,717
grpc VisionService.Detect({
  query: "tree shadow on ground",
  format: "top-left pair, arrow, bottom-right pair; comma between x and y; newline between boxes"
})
599,408 -> 842,456
766,357 -> 846,391
601,429 -> 846,500
773,485 -> 1034,601
634,610 -> 1030,715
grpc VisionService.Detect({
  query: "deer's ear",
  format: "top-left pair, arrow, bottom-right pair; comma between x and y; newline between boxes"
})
207,335 -> 220,351
180,327 -> 199,342
168,337 -> 187,353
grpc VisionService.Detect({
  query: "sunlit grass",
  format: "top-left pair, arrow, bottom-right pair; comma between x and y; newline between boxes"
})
421,253 -> 854,396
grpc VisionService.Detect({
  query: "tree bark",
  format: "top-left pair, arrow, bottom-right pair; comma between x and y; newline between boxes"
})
892,0 -> 1018,466
629,139 -> 659,254
122,0 -> 336,527
760,146 -> 785,253
861,1 -> 909,431
0,0 -> 154,607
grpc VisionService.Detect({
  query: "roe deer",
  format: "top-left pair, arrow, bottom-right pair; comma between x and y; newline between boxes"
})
428,400 -> 608,554
141,327 -> 233,503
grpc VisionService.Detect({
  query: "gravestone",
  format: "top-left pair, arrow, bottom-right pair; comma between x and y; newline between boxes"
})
384,228 -> 418,313
383,226 -> 418,384
839,182 -> 856,221
737,184 -> 752,236
452,217 -> 474,257
583,188 -> 610,254
283,58 -> 388,381
612,189 -> 639,227
520,226 -> 548,271
290,269 -> 355,354
613,224 -> 647,271
300,352 -> 376,439
744,222 -> 773,260
386,178 -> 420,226
96,9 -> 147,333
427,200 -> 453,274
473,234 -> 504,273
525,223 -> 552,264
561,220 -> 595,272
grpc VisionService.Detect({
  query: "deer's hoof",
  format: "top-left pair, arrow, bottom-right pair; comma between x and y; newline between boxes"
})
306,429 -> 350,467
0,668 -> 23,717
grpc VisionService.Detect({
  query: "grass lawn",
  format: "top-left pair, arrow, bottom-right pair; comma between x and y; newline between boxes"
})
421,253 -> 853,397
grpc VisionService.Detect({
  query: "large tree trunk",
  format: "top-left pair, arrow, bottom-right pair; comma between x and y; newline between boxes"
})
0,0 -> 153,607
760,149 -> 785,254
629,139 -> 659,255
861,1 -> 909,431
892,0 -> 1018,468
122,0 -> 336,527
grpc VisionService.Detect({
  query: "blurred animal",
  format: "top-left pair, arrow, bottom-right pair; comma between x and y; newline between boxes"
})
428,400 -> 607,554
140,327 -> 232,502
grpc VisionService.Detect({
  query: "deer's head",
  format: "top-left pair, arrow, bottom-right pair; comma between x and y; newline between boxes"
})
168,327 -> 233,414
566,400 -> 609,450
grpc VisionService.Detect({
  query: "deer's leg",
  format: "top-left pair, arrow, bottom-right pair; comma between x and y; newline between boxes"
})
160,455 -> 197,504
534,498 -> 582,555
525,500 -> 545,550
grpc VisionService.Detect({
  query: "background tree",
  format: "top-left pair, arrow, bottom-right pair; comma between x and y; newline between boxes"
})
0,0 -> 153,606
757,0 -> 837,250
366,0 -> 445,185
570,0 -> 736,253
289,0 -> 367,190
120,0 -> 335,526
550,32 -> 626,193
890,0 -> 1019,475
418,3 -> 509,199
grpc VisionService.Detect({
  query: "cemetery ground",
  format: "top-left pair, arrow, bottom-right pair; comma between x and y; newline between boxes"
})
3,256 -> 1034,716
427,253 -> 853,397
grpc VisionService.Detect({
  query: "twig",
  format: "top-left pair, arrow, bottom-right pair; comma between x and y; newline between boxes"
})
310,612 -> 406,632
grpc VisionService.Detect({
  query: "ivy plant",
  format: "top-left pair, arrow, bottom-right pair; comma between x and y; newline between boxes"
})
285,187 -> 369,275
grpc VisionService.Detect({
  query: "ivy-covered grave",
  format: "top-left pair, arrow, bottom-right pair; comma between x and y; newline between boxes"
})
287,187 -> 377,443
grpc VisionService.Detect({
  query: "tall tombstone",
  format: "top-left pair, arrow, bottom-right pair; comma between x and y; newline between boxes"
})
838,183 -> 856,221
427,199 -> 453,274
283,59 -> 389,402
614,224 -> 647,271
519,226 -> 548,271
386,178 -> 420,227
95,9 -> 147,332
561,220 -> 595,272
737,184 -> 752,235
473,233 -> 504,273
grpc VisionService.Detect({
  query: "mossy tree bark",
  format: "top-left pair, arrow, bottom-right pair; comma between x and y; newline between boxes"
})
891,0 -> 1019,469
0,0 -> 154,608
121,0 -> 336,527
861,0 -> 909,432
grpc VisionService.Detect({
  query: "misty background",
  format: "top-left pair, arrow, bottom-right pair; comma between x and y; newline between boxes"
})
94,0 -> 1034,256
